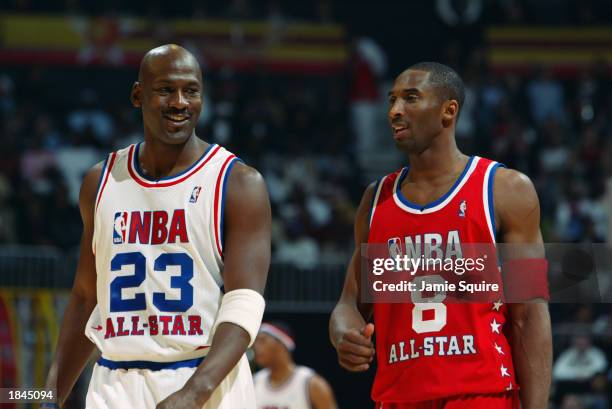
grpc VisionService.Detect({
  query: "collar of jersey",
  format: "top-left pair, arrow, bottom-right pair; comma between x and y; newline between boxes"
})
128,142 -> 219,187
393,156 -> 479,214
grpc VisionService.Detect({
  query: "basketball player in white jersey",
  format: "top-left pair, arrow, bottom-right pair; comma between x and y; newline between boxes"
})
44,44 -> 271,409
253,322 -> 338,409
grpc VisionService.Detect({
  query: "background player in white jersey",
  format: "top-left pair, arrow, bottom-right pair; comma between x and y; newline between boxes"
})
44,44 -> 271,409
253,322 -> 338,409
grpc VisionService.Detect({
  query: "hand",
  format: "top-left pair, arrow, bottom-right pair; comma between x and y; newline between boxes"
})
335,323 -> 375,372
156,386 -> 209,409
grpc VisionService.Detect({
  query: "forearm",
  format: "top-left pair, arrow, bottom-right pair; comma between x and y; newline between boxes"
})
183,322 -> 250,405
46,293 -> 97,406
510,303 -> 552,409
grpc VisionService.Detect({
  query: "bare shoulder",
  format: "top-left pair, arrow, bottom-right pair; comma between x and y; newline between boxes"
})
493,167 -> 540,234
354,181 -> 379,241
226,161 -> 266,189
308,373 -> 336,403
356,181 -> 379,220
79,160 -> 106,214
225,162 -> 269,205
224,161 -> 270,222
494,168 -> 539,212
309,373 -> 332,390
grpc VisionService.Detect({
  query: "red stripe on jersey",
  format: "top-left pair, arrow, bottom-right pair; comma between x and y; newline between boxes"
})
96,152 -> 117,211
213,155 -> 236,257
127,144 -> 221,188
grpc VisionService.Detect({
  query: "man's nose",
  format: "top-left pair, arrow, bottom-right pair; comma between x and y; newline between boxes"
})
389,99 -> 404,119
169,90 -> 188,109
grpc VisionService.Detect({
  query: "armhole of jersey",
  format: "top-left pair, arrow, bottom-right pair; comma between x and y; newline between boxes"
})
95,152 -> 117,212
213,155 -> 241,259
368,176 -> 386,228
93,152 -> 117,255
483,161 -> 506,243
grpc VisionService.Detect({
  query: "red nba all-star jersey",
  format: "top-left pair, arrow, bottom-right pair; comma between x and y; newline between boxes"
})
368,156 -> 516,403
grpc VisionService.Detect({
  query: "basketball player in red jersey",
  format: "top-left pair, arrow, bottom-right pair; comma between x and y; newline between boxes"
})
329,62 -> 552,409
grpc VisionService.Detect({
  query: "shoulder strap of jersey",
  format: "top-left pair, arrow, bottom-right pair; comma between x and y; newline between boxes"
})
95,150 -> 119,212
368,169 -> 403,227
480,157 -> 506,243
212,151 -> 242,258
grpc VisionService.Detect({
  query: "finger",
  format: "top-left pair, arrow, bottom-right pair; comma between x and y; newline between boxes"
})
337,340 -> 375,358
343,330 -> 374,348
361,323 -> 375,340
339,352 -> 373,366
339,359 -> 370,372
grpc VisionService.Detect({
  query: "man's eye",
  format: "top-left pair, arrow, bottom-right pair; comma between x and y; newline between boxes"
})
388,97 -> 396,104
186,88 -> 200,95
405,95 -> 417,102
157,87 -> 171,94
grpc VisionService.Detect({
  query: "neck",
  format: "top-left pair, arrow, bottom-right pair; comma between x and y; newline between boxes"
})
268,360 -> 295,386
406,131 -> 466,182
139,134 -> 206,179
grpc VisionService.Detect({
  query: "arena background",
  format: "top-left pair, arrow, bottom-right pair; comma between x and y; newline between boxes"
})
1,1 -> 612,408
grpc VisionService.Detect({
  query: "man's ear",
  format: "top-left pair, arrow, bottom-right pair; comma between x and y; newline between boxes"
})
441,99 -> 459,128
130,82 -> 142,108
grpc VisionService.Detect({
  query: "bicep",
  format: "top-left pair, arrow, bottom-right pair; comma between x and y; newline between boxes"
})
220,163 -> 271,293
494,169 -> 544,254
72,163 -> 104,302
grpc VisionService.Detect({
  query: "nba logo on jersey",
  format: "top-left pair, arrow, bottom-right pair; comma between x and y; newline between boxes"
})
458,200 -> 467,217
388,237 -> 403,258
113,212 -> 128,244
189,186 -> 202,203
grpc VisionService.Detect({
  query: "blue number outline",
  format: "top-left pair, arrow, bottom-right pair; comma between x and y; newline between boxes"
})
110,252 -> 146,312
152,253 -> 194,312
109,252 -> 194,313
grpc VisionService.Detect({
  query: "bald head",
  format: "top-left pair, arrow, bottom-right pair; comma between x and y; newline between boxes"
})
131,44 -> 204,145
138,44 -> 202,84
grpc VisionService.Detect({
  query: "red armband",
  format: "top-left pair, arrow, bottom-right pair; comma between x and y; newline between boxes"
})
502,258 -> 549,302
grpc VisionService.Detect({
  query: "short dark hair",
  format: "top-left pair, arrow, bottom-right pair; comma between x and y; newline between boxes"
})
407,62 -> 465,113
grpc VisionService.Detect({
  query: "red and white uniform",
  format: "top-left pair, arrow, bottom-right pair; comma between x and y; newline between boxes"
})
368,156 -> 516,404
253,366 -> 315,409
85,142 -> 255,409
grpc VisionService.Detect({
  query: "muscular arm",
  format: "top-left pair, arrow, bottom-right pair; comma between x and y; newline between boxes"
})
495,168 -> 552,409
45,163 -> 103,407
309,374 -> 339,409
329,183 -> 375,372
169,163 -> 271,407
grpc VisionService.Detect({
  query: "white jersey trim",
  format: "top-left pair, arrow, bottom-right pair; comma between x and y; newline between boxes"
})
213,155 -> 240,259
127,142 -> 221,188
369,176 -> 387,228
482,161 -> 505,244
392,156 -> 480,214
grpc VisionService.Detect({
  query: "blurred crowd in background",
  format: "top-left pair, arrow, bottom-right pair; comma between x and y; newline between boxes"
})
1,1 -> 612,408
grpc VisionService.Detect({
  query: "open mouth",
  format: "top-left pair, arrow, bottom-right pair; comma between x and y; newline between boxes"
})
163,113 -> 190,125
393,125 -> 410,138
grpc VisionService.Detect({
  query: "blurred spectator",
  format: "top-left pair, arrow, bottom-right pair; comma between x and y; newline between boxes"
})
436,0 -> 483,26
560,394 -> 585,409
349,37 -> 387,165
553,336 -> 608,382
67,89 -> 115,147
527,68 -> 565,125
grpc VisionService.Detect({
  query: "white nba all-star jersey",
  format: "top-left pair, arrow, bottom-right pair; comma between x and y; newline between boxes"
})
254,366 -> 315,409
85,142 -> 239,362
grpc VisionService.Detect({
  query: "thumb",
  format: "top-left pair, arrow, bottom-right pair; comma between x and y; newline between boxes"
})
361,323 -> 375,340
